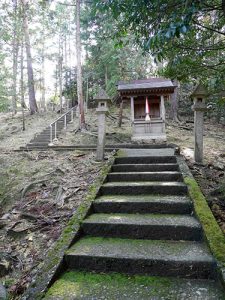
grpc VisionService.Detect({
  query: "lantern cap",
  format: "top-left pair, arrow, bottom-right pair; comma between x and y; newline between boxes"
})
94,88 -> 111,101
191,83 -> 208,98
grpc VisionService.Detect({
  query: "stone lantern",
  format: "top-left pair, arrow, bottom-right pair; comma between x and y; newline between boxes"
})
94,89 -> 111,161
191,83 -> 208,163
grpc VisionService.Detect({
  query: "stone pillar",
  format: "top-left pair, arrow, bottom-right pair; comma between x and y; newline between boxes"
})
193,99 -> 207,163
160,95 -> 165,121
94,88 -> 110,161
160,95 -> 166,133
96,109 -> 107,161
130,96 -> 134,122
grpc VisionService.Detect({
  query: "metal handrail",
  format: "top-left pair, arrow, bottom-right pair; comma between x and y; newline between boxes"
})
49,106 -> 76,145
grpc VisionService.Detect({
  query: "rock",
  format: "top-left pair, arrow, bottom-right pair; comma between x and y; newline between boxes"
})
213,162 -> 224,171
1,214 -> 10,220
0,283 -> 7,300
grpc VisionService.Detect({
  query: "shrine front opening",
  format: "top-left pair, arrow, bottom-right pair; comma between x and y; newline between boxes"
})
117,78 -> 176,141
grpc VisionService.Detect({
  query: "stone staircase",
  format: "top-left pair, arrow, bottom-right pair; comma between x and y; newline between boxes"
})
45,148 -> 224,299
22,109 -> 74,150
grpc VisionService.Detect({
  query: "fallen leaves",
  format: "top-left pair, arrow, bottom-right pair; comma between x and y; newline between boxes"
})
0,150 -> 105,299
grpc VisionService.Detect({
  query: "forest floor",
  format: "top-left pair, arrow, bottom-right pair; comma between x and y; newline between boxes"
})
0,107 -> 224,299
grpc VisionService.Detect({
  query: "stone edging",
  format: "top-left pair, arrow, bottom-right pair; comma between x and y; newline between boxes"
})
177,155 -> 225,289
22,156 -> 115,300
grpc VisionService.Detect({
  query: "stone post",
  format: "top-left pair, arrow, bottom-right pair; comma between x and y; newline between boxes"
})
130,96 -> 134,122
191,84 -> 208,163
96,108 -> 107,161
193,100 -> 207,163
160,95 -> 166,133
94,89 -> 110,161
160,95 -> 166,122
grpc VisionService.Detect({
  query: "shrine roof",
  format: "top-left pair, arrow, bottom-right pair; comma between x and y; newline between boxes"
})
117,78 -> 175,92
117,77 -> 176,95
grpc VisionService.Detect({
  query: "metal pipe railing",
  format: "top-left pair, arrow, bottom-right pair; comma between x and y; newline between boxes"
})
49,106 -> 76,145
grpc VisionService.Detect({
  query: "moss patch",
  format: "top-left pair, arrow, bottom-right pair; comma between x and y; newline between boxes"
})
115,149 -> 126,157
44,271 -> 172,299
44,271 -> 225,300
185,177 -> 225,264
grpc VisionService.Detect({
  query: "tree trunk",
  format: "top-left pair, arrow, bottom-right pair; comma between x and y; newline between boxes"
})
21,0 -> 38,114
76,0 -> 85,129
20,38 -> 25,130
86,76 -> 89,111
40,9 -> 46,112
54,64 -> 58,110
169,80 -> 180,122
105,65 -> 108,88
41,47 -> 46,112
12,0 -> 19,115
68,21 -> 74,107
59,55 -> 63,112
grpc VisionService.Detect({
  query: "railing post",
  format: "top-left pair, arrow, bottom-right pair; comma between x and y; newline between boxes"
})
50,125 -> 53,144
55,122 -> 57,140
64,115 -> 67,129
71,109 -> 74,122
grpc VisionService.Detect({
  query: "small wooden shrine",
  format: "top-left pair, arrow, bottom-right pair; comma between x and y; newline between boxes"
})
117,78 -> 176,141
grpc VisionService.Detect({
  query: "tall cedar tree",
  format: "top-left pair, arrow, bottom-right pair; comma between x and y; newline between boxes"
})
21,0 -> 38,114
76,0 -> 85,128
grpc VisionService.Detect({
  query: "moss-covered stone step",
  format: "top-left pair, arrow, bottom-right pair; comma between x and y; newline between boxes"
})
44,271 -> 225,300
82,213 -> 202,241
101,181 -> 187,196
111,163 -> 180,172
117,148 -> 175,157
93,195 -> 192,214
107,171 -> 183,182
115,156 -> 177,164
65,237 -> 216,279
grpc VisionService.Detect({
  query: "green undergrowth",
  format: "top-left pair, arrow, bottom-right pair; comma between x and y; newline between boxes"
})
185,177 -> 225,265
25,157 -> 114,300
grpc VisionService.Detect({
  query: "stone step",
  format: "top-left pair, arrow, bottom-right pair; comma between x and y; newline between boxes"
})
44,270 -> 225,300
112,163 -> 180,172
107,171 -> 183,182
82,213 -> 202,241
42,126 -> 64,132
41,131 -> 51,134
65,237 -> 216,279
34,134 -> 52,138
117,148 -> 175,157
100,181 -> 188,196
31,134 -> 52,138
30,138 -> 51,142
27,142 -> 49,147
18,145 -> 175,151
93,195 -> 192,214
115,156 -> 177,164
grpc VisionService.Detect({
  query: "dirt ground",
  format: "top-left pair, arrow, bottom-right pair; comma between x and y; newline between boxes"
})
167,120 -> 225,234
0,107 -> 224,299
